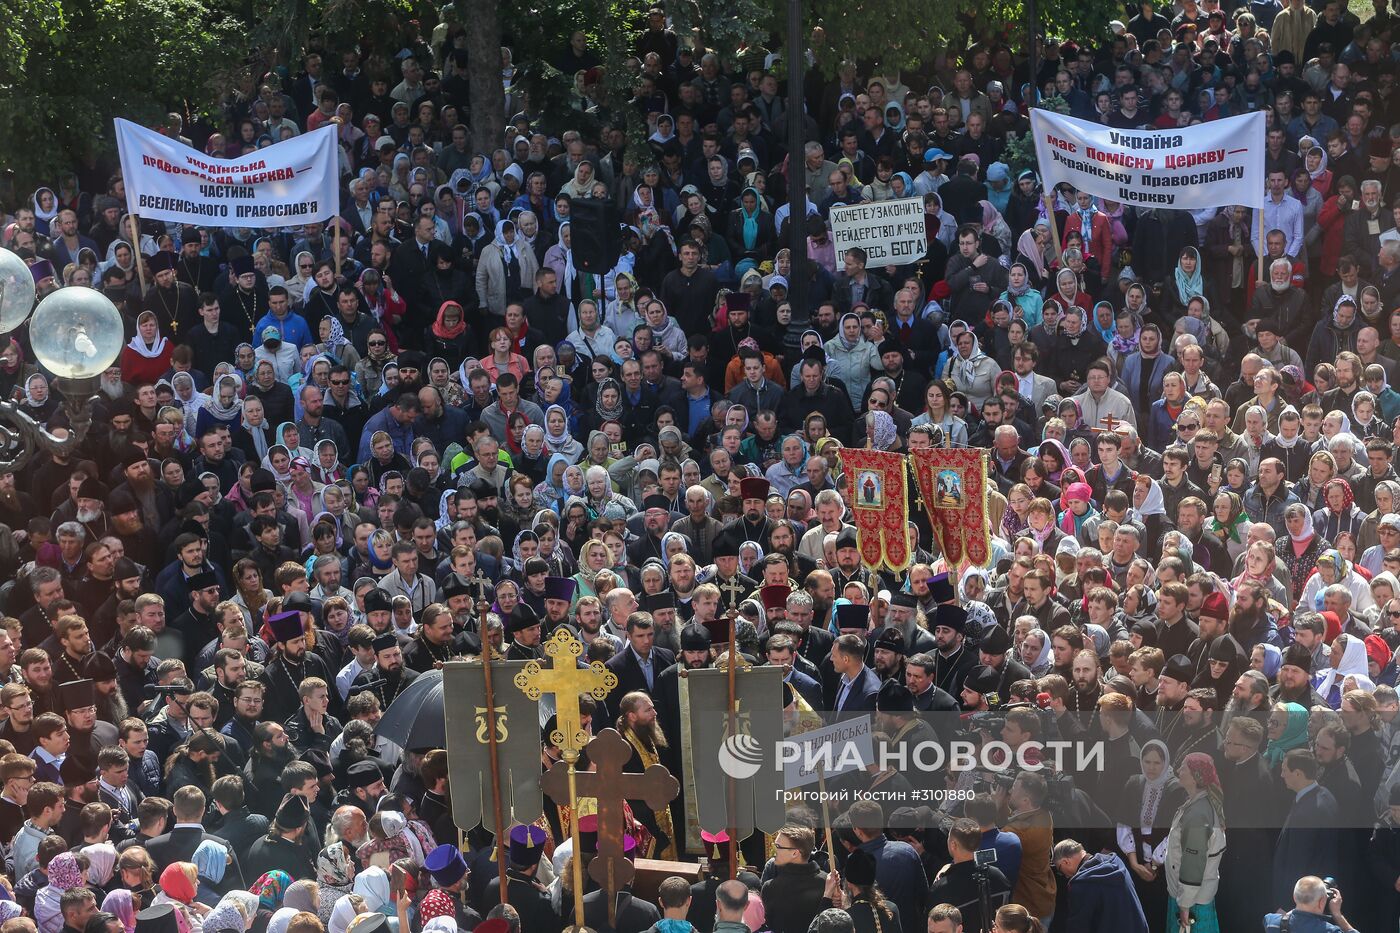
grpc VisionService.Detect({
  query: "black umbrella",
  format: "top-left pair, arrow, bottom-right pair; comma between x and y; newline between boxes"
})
376,669 -> 445,749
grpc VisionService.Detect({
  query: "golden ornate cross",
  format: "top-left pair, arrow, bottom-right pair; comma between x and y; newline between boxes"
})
515,628 -> 616,760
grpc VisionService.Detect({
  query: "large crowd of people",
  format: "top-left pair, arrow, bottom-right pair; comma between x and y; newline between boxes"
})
6,3 -> 1400,933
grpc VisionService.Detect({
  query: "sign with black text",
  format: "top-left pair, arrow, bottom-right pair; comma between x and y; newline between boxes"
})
830,197 -> 928,263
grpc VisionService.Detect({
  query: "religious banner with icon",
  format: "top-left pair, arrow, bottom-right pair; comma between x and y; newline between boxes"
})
836,447 -> 912,571
911,447 -> 992,571
442,658 -> 543,832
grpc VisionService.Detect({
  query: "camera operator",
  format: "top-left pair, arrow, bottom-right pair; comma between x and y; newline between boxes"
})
927,818 -> 1011,933
1265,876 -> 1358,933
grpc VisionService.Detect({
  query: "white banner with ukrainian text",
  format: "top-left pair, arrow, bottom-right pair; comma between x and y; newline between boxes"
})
1029,109 -> 1265,209
115,118 -> 339,228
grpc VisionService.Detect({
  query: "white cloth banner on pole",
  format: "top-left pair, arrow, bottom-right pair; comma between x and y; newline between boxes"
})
829,197 -> 928,264
115,118 -> 339,228
1028,109 -> 1266,209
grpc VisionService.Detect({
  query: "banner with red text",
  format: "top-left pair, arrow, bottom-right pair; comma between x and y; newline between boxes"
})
115,118 -> 339,228
911,447 -> 992,571
1029,109 -> 1265,209
836,448 -> 911,572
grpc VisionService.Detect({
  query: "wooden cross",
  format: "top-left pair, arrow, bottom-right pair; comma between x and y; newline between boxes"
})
540,728 -> 679,901
514,628 -> 615,759
1094,412 -> 1124,435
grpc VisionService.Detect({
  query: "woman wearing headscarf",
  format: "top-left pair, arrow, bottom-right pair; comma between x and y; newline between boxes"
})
999,262 -> 1043,327
1163,246 -> 1214,322
20,372 -> 58,422
423,300 -> 470,368
823,312 -> 880,409
1013,222 -> 1053,291
1164,753 -> 1227,933
1313,477 -> 1366,544
154,862 -> 209,933
121,310 -> 174,386
1306,294 -> 1363,371
1116,739 -> 1185,931
103,890 -> 137,933
192,840 -> 229,907
1264,702 -> 1311,769
36,852 -> 85,933
725,187 -> 776,276
865,410 -> 900,452
1276,502 -> 1330,602
171,372 -> 211,439
1019,628 -> 1054,676
351,867 -> 399,930
937,325 -> 998,408
476,218 -> 538,316
1050,305 -> 1107,393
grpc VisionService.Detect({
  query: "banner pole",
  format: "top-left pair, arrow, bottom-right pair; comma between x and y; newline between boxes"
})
334,219 -> 342,279
1042,194 -> 1062,261
129,214 -> 148,295
1256,205 -> 1265,282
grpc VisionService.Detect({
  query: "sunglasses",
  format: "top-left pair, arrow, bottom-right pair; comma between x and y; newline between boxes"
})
368,340 -> 387,347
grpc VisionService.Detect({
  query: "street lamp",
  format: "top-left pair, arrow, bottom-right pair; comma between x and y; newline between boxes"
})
0,248 -> 123,472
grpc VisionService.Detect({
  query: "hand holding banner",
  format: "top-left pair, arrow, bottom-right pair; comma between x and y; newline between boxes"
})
115,118 -> 340,228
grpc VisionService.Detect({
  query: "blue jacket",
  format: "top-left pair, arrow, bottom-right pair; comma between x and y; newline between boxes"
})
254,310 -> 313,348
1265,909 -> 1347,933
1117,351 -> 1175,414
1066,853 -> 1148,933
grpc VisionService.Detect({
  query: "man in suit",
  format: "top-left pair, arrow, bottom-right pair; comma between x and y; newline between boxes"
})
605,614 -> 675,718
388,214 -> 439,329
1012,343 -> 1057,411
143,784 -> 245,890
1272,748 -> 1341,909
827,631 -> 880,713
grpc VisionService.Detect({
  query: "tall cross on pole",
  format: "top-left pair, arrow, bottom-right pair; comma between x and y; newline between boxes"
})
515,630 -> 616,933
540,729 -> 678,925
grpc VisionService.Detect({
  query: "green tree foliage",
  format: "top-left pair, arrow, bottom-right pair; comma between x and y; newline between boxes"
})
0,0 -> 242,193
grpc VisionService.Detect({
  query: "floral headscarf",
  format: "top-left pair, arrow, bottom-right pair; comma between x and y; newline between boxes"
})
47,852 -> 83,890
869,410 -> 897,450
1324,477 -> 1355,514
252,870 -> 292,910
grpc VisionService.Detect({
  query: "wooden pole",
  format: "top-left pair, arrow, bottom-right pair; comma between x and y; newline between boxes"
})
129,215 -> 148,294
1256,205 -> 1266,282
1042,194 -> 1062,262
817,765 -> 835,864
481,651 -> 509,905
334,219 -> 343,278
726,611 -> 738,881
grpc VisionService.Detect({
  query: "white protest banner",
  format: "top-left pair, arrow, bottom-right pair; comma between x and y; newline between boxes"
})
115,118 -> 340,228
830,197 -> 927,264
1029,109 -> 1265,209
783,716 -> 874,788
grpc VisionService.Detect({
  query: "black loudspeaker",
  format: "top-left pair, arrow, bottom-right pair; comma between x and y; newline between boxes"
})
570,198 -> 621,272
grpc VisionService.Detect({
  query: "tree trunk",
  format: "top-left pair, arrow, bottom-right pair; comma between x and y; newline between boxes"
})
463,0 -> 505,155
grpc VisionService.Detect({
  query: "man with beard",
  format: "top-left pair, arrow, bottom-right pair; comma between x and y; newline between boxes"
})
105,490 -> 159,571
206,648 -> 247,726
1154,654 -> 1195,748
1017,570 -> 1070,632
711,537 -> 757,618
349,632 -> 418,709
719,477 -> 775,553
57,678 -> 117,770
0,469 -> 33,533
156,533 -> 226,622
872,628 -> 906,682
1272,643 -> 1328,706
244,793 -> 314,880
1221,670 -> 1272,738
86,653 -> 129,727
332,759 -> 387,816
666,556 -> 698,621
142,251 -> 199,335
931,604 -> 978,702
112,446 -> 172,537
163,727 -> 227,800
43,616 -> 93,687
72,542 -> 117,620
978,626 -> 1032,698
218,254 -> 268,339
72,479 -> 110,543
260,610 -> 333,722
242,720 -> 297,814
1229,581 -> 1282,652
1174,688 -> 1222,762
615,691 -> 676,859
1067,649 -> 1104,714
767,521 -> 816,584
653,622 -> 712,855
882,593 -> 937,655
403,603 -> 468,673
170,572 -> 222,672
19,568 -> 67,655
571,595 -> 621,653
